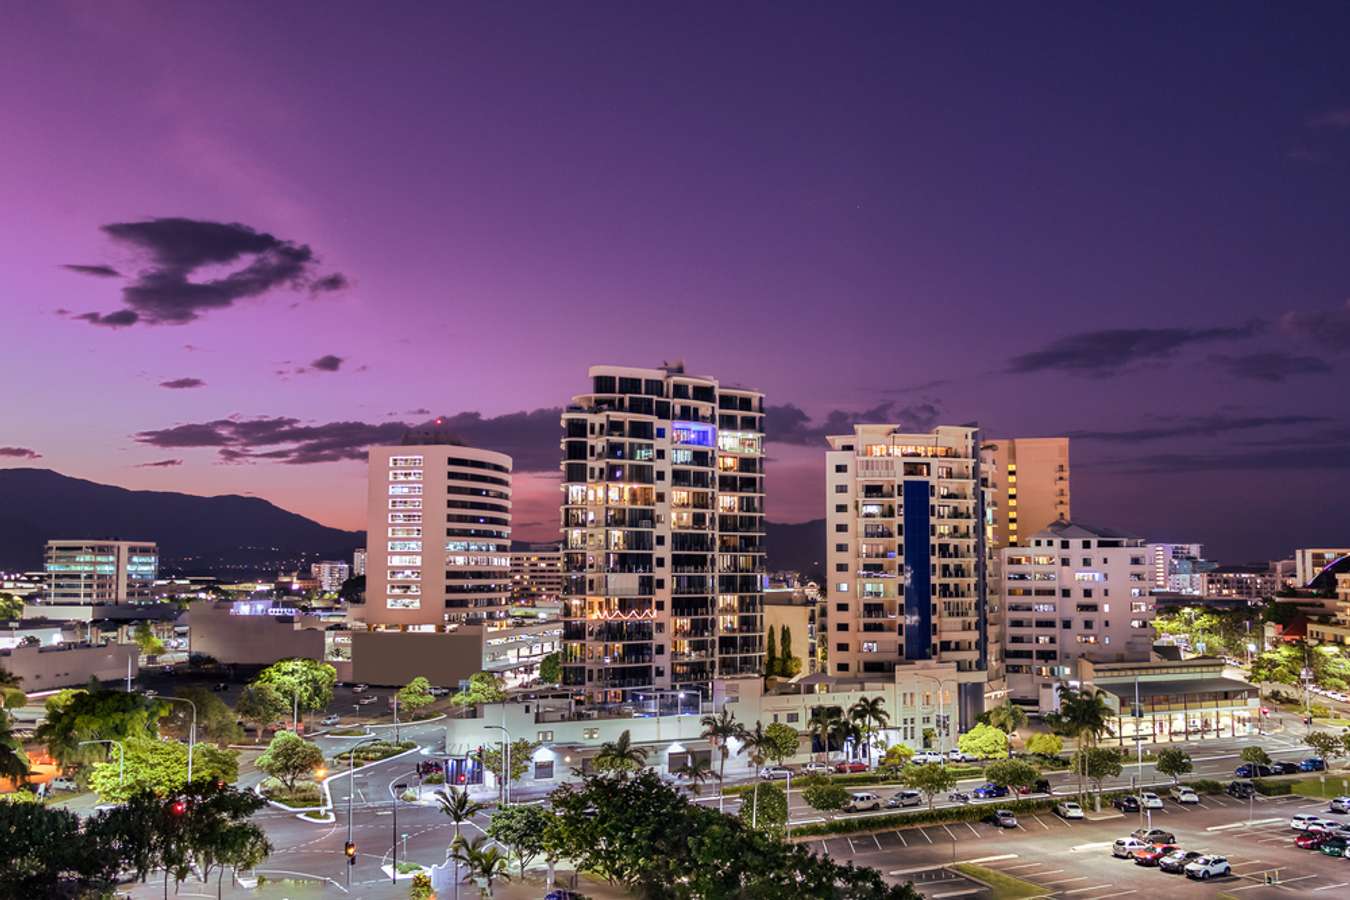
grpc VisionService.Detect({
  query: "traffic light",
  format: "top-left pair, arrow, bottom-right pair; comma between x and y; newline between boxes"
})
344,841 -> 356,864
170,800 -> 187,816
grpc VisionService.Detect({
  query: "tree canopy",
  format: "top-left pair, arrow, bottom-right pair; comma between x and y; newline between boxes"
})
1155,748 -> 1193,782
88,736 -> 239,803
1024,732 -> 1063,757
235,683 -> 289,741
397,676 -> 435,715
957,723 -> 1009,759
252,658 -> 336,713
164,686 -> 243,745
256,730 -> 324,790
901,762 -> 957,809
35,685 -> 166,766
451,671 -> 507,708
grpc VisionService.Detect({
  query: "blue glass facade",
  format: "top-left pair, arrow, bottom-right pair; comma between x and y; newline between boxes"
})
902,478 -> 931,660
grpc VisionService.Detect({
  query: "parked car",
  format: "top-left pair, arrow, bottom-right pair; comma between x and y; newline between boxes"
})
320,714 -> 340,726
844,792 -> 882,813
911,751 -> 945,765
351,684 -> 369,694
834,760 -> 867,774
986,809 -> 1018,828
1307,818 -> 1346,833
973,783 -> 1009,799
428,686 -> 450,697
1114,795 -> 1141,812
1235,763 -> 1277,778
801,762 -> 832,775
1330,796 -> 1350,814
1131,827 -> 1176,844
358,695 -> 378,705
759,765 -> 792,780
1170,786 -> 1200,804
947,749 -> 976,763
1321,837 -> 1350,858
49,776 -> 79,792
1302,758 -> 1328,772
545,891 -> 586,900
1112,837 -> 1152,858
1158,849 -> 1203,873
1227,780 -> 1256,799
1055,801 -> 1084,819
1296,831 -> 1332,850
1292,813 -> 1328,831
886,790 -> 923,809
1134,844 -> 1180,867
1139,791 -> 1164,809
1274,761 -> 1300,775
1184,855 -> 1231,880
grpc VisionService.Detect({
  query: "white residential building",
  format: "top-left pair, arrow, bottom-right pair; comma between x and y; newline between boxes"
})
310,560 -> 351,593
43,540 -> 158,605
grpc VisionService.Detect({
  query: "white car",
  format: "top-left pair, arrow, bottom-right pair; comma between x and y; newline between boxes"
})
358,695 -> 378,705
1329,797 -> 1350,814
911,751 -> 945,765
801,762 -> 832,775
844,791 -> 882,813
1139,791 -> 1164,809
1307,818 -> 1346,833
947,749 -> 976,762
1055,801 -> 1085,819
1112,837 -> 1152,858
1184,855 -> 1230,880
759,765 -> 792,780
1170,786 -> 1200,804
351,684 -> 368,694
320,714 -> 340,726
1292,813 -> 1328,831
48,776 -> 80,792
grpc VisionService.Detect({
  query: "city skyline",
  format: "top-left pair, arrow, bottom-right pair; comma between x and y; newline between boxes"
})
4,3 -> 1350,561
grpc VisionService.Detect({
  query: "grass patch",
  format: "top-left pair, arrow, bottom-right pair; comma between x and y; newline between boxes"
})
327,727 -> 371,737
1313,717 -> 1350,728
328,740 -> 417,767
395,861 -> 424,874
953,862 -> 1048,899
1291,777 -> 1350,800
260,778 -> 322,807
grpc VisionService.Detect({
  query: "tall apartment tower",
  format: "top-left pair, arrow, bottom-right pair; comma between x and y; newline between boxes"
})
43,540 -> 158,604
364,433 -> 513,631
560,364 -> 765,706
823,425 -> 992,724
982,438 -> 1070,549
509,543 -> 565,604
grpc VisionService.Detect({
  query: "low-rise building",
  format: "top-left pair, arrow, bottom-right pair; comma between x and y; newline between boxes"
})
1296,548 -> 1350,588
1200,564 -> 1278,600
0,641 -> 139,691
508,544 -> 563,604
43,540 -> 158,604
1066,657 -> 1259,744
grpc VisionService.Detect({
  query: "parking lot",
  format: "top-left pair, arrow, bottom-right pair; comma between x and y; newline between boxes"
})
810,790 -> 1350,899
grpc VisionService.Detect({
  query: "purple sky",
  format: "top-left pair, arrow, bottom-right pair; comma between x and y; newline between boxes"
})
3,2 -> 1349,561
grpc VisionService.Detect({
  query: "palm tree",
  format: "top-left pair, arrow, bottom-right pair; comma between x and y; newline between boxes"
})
987,699 -> 1028,737
1046,687 -> 1112,802
849,696 -> 890,764
437,788 -> 486,899
0,714 -> 30,785
592,729 -> 649,775
674,756 -> 720,796
451,835 -> 511,898
700,708 -> 744,811
807,707 -> 842,762
742,721 -> 773,828
829,714 -> 859,764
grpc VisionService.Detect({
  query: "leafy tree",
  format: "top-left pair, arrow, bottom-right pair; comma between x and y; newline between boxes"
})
1073,747 -> 1123,811
0,712 -> 30,784
0,666 -> 25,710
761,722 -> 800,765
477,738 -> 539,793
0,592 -> 24,621
396,676 -> 435,715
409,871 -> 434,900
256,730 -> 324,790
957,722 -> 1009,760
235,683 -> 288,742
987,700 -> 1028,735
850,696 -> 890,762
1240,745 -> 1272,766
89,736 -> 239,803
165,686 -> 244,745
538,652 -> 562,684
880,742 -> 914,775
922,726 -> 936,748
739,780 -> 787,838
1024,732 -> 1063,757
780,624 -> 803,677
253,658 -> 336,715
451,834 -> 512,897
699,707 -> 744,810
133,622 -> 166,656
167,780 -> 269,892
901,762 -> 958,810
1155,747 -> 1194,782
451,671 -> 507,709
806,706 -> 843,761
594,729 -> 650,774
339,574 -> 365,604
0,800 -> 104,894
1307,730 -> 1343,761
802,778 -> 851,814
765,627 -> 780,677
984,759 -> 1040,793
1046,687 -> 1113,801
35,685 -> 165,767
487,803 -> 552,875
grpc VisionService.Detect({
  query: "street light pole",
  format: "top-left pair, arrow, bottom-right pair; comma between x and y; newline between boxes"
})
79,739 -> 124,786
391,782 -> 407,884
161,696 -> 198,784
346,737 -> 379,889
485,724 -> 513,806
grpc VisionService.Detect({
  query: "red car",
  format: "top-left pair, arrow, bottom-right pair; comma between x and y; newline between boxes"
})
1134,844 -> 1180,866
1296,832 -> 1331,850
834,761 -> 867,774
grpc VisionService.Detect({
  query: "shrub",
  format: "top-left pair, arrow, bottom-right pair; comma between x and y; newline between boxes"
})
424,772 -> 445,785
260,778 -> 322,807
1252,778 -> 1293,796
1186,779 -> 1224,794
790,796 -> 1059,837
400,789 -> 418,802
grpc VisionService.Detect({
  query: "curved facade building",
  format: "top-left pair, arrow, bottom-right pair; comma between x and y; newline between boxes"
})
365,436 -> 513,630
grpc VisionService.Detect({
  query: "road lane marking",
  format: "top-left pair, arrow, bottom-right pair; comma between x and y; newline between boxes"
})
1004,863 -> 1040,870
1070,841 -> 1114,852
964,822 -> 980,837
1312,882 -> 1350,892
1062,886 -> 1113,895
1086,891 -> 1136,899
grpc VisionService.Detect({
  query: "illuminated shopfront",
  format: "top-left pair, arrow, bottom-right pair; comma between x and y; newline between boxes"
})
1071,659 -> 1259,745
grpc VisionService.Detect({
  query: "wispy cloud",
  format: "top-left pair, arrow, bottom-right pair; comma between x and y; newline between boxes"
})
159,377 -> 206,389
0,447 -> 42,460
1066,414 -> 1328,442
766,401 -> 941,445
1008,323 -> 1263,376
1207,352 -> 1333,382
135,458 -> 183,468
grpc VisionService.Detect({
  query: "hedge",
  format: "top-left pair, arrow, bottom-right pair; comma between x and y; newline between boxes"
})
725,765 -> 985,796
1252,778 -> 1294,796
790,797 -> 1059,837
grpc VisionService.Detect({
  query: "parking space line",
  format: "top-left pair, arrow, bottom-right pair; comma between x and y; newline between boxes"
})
941,824 -> 958,841
918,827 -> 933,844
1063,885 -> 1113,895
894,830 -> 908,847
846,837 -> 857,855
1313,882 -> 1350,892
1087,891 -> 1136,899
964,822 -> 980,838
1040,876 -> 1088,886
1004,863 -> 1041,871
1032,815 -> 1050,830
1015,821 -> 1026,831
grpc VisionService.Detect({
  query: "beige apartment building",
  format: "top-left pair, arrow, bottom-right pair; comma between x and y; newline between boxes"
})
363,436 -> 514,631
982,438 -> 1069,550
43,540 -> 158,605
823,424 -> 993,730
1002,520 -> 1155,704
509,543 -> 564,604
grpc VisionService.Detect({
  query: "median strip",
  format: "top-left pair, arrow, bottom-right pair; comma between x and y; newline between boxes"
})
1208,817 -> 1282,830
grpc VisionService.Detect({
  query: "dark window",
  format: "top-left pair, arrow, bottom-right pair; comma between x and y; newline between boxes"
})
835,464 -> 848,473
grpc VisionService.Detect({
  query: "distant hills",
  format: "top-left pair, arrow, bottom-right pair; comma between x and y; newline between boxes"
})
0,468 -> 363,574
0,468 -> 826,579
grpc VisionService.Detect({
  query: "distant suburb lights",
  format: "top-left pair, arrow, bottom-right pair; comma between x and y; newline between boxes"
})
59,216 -> 347,327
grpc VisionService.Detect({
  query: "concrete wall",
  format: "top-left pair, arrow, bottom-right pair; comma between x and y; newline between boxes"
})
187,602 -> 325,666
349,629 -> 483,687
0,642 -> 138,690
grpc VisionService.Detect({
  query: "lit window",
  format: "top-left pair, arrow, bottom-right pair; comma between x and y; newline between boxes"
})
386,597 -> 420,609
388,555 -> 422,566
388,484 -> 423,496
388,513 -> 422,524
389,456 -> 423,467
388,527 -> 423,538
387,569 -> 421,581
389,499 -> 422,510
389,470 -> 423,482
388,541 -> 422,552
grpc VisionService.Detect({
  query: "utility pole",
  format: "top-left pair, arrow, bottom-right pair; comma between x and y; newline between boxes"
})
392,782 -> 407,884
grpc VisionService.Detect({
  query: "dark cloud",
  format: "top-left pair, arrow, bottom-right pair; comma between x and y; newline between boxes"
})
62,264 -> 121,278
1007,323 -> 1263,375
135,458 -> 183,468
407,408 -> 431,416
133,407 -> 564,470
766,401 -> 941,445
1208,352 -> 1333,382
74,217 -> 347,327
159,377 -> 206,389
1091,444 -> 1350,475
1066,414 -> 1328,443
77,309 -> 140,328
878,379 -> 951,394
0,447 -> 41,459
1308,108 -> 1350,129
1280,299 -> 1350,352
309,354 -> 344,372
